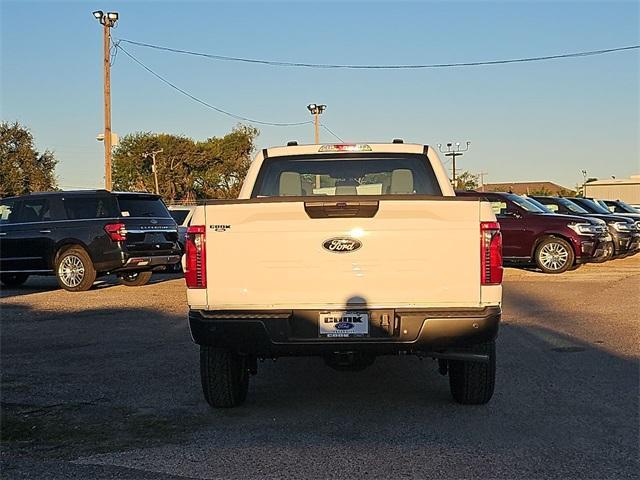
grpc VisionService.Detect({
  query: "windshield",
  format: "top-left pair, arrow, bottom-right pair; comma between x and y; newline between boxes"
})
523,197 -> 552,212
607,200 -> 639,213
573,198 -> 610,214
116,196 -> 171,218
506,194 -> 547,213
251,153 -> 442,197
556,197 -> 589,214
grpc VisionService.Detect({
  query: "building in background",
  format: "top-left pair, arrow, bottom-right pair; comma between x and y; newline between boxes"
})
481,181 -> 575,196
583,176 -> 640,204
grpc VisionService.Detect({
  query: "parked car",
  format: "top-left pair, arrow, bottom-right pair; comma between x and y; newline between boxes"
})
524,196 -> 613,262
558,197 -> 640,257
0,191 -> 181,291
458,191 -> 612,273
167,205 -> 196,272
187,142 -> 503,407
598,199 -> 640,215
167,205 -> 196,249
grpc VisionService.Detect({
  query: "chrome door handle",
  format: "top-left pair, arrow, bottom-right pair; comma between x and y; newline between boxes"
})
39,230 -> 52,234
0,232 -> 6,236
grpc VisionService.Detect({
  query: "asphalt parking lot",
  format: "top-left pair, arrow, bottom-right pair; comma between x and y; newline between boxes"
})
1,257 -> 639,479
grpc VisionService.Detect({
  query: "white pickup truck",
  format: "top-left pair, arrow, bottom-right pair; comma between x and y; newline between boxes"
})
186,141 -> 503,407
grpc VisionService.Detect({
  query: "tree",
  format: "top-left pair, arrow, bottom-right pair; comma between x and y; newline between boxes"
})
112,124 -> 258,201
454,171 -> 479,191
0,121 -> 58,196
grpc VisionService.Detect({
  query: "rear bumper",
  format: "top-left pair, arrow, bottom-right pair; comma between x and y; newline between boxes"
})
188,306 -> 501,357
109,254 -> 181,273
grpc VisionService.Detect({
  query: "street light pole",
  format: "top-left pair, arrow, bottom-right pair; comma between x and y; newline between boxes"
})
438,141 -> 471,189
93,11 -> 119,191
307,104 -> 327,190
307,103 -> 326,144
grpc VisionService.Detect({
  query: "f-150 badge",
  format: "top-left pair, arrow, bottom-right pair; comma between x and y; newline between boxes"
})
322,237 -> 362,253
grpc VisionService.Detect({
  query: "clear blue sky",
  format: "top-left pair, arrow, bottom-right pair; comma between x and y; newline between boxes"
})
1,0 -> 639,190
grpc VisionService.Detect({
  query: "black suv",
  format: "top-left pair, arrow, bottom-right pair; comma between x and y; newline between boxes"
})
0,191 -> 181,291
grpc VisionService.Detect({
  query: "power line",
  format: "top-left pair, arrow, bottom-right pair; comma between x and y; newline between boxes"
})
118,38 -> 640,69
321,124 -> 345,142
115,43 -> 312,127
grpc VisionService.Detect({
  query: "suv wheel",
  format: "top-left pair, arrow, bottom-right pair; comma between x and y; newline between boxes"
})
55,247 -> 96,292
200,346 -> 249,408
0,273 -> 30,288
448,341 -> 496,405
118,271 -> 152,287
534,237 -> 574,274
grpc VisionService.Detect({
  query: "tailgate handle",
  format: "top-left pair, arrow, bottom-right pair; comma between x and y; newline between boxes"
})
304,201 -> 379,219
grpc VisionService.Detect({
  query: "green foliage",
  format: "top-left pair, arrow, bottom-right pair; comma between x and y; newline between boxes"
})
112,124 -> 259,200
0,121 -> 58,196
454,171 -> 479,190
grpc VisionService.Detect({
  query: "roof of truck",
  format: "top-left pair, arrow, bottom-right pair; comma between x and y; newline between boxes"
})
264,142 -> 428,158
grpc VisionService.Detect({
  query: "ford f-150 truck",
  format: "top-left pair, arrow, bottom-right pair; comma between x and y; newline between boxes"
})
186,142 -> 503,407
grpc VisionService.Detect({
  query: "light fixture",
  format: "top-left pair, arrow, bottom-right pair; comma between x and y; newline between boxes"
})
92,10 -> 104,19
107,12 -> 119,20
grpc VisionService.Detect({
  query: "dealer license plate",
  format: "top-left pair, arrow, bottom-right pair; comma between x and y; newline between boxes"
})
318,311 -> 369,338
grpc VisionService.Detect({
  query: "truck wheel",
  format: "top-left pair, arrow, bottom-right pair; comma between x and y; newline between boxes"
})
55,246 -> 96,292
0,273 -> 29,288
200,346 -> 249,408
118,271 -> 153,287
534,237 -> 574,274
448,341 -> 496,405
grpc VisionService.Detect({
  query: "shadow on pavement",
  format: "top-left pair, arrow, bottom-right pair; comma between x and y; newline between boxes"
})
0,273 -> 183,299
1,286 -> 638,479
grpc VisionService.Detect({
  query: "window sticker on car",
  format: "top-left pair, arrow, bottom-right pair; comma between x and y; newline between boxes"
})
121,211 -> 130,217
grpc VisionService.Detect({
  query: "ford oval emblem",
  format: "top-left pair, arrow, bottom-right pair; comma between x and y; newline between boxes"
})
335,322 -> 355,330
150,219 -> 158,224
322,237 -> 362,253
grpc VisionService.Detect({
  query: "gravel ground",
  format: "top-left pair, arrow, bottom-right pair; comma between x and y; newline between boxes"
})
1,257 -> 638,479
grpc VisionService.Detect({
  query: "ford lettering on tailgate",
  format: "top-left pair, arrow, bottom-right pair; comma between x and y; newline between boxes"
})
322,237 -> 362,253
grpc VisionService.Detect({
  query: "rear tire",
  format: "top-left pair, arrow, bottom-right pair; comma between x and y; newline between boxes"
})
200,346 -> 249,408
448,341 -> 496,405
118,271 -> 153,287
534,237 -> 574,274
55,247 -> 96,292
0,273 -> 29,288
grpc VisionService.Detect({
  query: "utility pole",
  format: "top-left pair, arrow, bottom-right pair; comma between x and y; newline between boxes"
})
307,103 -> 327,190
438,141 -> 470,189
93,10 -> 119,190
478,171 -> 488,191
143,149 -> 164,195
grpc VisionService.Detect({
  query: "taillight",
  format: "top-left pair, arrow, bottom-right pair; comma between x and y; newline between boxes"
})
481,221 -> 503,285
185,225 -> 206,289
104,223 -> 126,241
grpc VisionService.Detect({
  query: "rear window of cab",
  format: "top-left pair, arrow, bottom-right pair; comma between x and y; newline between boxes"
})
251,153 -> 442,198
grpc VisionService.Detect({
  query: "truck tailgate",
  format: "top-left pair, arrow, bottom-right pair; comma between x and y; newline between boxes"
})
201,199 -> 481,309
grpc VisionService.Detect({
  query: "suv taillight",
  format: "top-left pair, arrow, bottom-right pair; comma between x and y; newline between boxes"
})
185,225 -> 206,289
104,223 -> 127,241
481,221 -> 503,285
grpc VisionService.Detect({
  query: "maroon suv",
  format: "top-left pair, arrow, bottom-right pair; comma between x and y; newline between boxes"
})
458,191 -> 612,273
